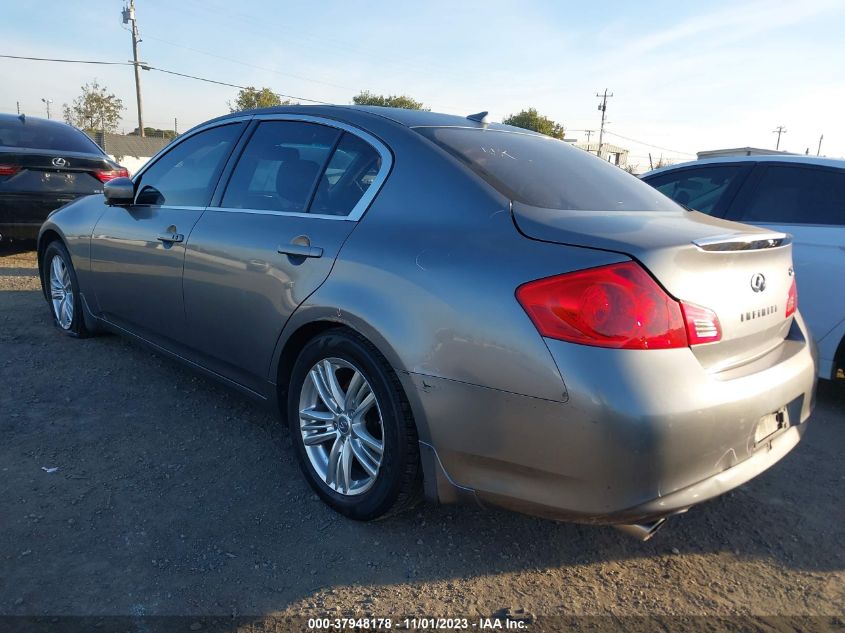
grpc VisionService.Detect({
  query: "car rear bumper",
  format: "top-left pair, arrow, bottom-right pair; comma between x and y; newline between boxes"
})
0,193 -> 78,239
410,312 -> 817,524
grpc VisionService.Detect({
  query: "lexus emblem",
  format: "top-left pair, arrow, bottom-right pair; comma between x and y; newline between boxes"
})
750,273 -> 766,293
51,157 -> 67,167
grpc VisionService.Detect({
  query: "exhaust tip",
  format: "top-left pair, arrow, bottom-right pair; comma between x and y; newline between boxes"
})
614,517 -> 667,541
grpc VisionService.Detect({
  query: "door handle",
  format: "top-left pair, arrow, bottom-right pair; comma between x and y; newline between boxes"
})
157,233 -> 184,244
277,243 -> 323,258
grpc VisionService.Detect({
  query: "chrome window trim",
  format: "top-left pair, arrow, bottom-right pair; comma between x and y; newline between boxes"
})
129,112 -> 393,222
220,113 -> 393,222
204,206 -> 351,221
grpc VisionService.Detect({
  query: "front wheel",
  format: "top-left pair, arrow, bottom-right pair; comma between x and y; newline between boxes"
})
287,329 -> 421,520
41,240 -> 89,338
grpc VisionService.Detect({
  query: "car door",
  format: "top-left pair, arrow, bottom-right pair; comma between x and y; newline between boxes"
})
724,162 -> 845,365
181,116 -> 390,393
89,121 -> 246,345
643,163 -> 753,215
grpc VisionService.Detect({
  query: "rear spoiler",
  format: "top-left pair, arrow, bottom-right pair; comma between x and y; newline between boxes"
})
692,232 -> 791,252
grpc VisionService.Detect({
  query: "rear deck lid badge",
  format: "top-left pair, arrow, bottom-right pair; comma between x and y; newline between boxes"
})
51,157 -> 68,167
750,273 -> 766,293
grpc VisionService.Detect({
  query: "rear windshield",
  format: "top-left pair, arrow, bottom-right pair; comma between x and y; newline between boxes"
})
416,126 -> 677,211
0,120 -> 104,154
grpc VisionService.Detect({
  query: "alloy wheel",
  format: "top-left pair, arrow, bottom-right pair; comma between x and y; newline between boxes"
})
298,357 -> 385,496
49,255 -> 74,330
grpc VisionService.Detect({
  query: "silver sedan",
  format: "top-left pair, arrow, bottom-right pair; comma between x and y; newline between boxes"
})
37,106 -> 817,539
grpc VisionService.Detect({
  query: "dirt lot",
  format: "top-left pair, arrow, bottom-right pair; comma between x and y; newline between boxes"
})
1,244 -> 843,626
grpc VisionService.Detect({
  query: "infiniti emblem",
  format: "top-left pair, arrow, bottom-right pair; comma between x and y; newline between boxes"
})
750,273 -> 766,293
51,157 -> 67,167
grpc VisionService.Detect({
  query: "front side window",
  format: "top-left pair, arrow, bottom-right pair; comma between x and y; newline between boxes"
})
732,165 -> 845,225
135,123 -> 243,206
645,165 -> 749,214
416,126 -> 677,211
222,121 -> 340,213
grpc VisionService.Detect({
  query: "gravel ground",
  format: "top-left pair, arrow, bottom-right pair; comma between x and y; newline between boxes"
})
1,244 -> 843,625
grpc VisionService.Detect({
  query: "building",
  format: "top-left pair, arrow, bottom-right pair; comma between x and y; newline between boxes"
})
696,147 -> 795,160
574,142 -> 630,168
88,132 -> 172,175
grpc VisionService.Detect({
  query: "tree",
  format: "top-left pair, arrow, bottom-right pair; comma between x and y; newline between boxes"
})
62,80 -> 125,135
352,90 -> 428,110
129,127 -> 177,139
502,108 -> 565,140
229,86 -> 289,112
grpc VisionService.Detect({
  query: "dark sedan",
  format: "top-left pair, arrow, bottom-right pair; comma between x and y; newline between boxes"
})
0,113 -> 127,241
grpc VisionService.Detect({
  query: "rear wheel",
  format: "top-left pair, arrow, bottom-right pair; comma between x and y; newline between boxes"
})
287,328 -> 421,520
42,241 -> 89,338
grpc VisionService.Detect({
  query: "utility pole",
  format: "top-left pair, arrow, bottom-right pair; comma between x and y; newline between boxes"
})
41,98 -> 52,119
772,125 -> 787,150
123,0 -> 145,137
596,89 -> 613,159
584,129 -> 595,147
817,134 -> 824,156
174,117 -> 178,135
16,101 -> 20,114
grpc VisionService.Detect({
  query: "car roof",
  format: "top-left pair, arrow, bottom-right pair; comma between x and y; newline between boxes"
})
199,104 -> 541,136
644,154 -> 845,177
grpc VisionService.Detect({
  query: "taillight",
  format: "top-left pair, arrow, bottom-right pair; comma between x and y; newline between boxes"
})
0,164 -> 21,176
785,278 -> 797,318
93,167 -> 129,183
516,261 -> 689,350
680,302 -> 722,345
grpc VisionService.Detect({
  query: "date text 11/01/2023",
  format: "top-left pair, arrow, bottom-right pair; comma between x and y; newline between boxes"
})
307,617 -> 529,630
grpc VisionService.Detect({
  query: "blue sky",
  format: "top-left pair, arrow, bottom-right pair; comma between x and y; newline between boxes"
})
2,0 -> 843,167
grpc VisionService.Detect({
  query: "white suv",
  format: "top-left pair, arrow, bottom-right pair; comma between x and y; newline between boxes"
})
644,155 -> 845,381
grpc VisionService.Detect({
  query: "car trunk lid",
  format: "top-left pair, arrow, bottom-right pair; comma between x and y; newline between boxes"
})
512,202 -> 796,372
0,148 -> 116,195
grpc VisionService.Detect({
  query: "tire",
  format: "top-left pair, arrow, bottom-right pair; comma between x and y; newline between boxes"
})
41,240 -> 89,338
287,328 -> 421,520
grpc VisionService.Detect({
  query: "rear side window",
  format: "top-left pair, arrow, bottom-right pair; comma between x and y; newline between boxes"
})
0,120 -> 103,154
644,165 -> 749,214
416,127 -> 677,211
310,133 -> 382,216
222,121 -> 340,213
135,123 -> 243,206
222,122 -> 383,217
732,165 -> 845,225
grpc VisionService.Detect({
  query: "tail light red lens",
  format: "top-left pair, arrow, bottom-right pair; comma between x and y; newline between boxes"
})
0,164 -> 21,176
680,301 -> 722,345
93,167 -> 129,183
516,261 -> 689,350
785,278 -> 797,318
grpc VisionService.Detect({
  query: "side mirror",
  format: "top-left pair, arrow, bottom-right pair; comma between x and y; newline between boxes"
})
104,177 -> 135,206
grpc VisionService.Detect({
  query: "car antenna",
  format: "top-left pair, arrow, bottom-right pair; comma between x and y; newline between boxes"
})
466,111 -> 489,124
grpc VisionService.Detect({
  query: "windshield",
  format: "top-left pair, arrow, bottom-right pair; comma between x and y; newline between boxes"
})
416,126 -> 678,212
0,119 -> 104,154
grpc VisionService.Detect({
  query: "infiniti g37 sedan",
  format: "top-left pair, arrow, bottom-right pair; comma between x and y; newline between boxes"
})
37,106 -> 817,539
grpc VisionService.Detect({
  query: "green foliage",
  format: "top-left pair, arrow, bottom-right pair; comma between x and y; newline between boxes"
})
62,80 -> 125,134
502,108 -> 565,140
129,127 -> 177,139
229,86 -> 290,112
352,91 -> 428,110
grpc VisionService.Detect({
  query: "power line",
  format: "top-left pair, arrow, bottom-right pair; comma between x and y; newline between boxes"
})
0,53 -> 131,66
143,34 -> 353,91
0,53 -> 332,104
604,130 -> 695,156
